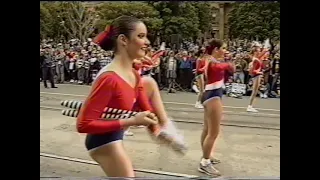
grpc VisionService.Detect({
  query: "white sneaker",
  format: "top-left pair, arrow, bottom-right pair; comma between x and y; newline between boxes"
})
70,79 -> 74,83
124,130 -> 134,136
247,105 -> 259,113
195,102 -> 203,109
192,85 -> 200,94
230,93 -> 237,98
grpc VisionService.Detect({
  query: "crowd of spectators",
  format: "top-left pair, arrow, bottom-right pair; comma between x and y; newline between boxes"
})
40,38 -> 280,98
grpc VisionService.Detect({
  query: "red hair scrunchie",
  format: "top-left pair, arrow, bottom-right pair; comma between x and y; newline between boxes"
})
93,25 -> 113,46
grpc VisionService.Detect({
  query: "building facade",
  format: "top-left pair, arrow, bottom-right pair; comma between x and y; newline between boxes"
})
210,2 -> 234,40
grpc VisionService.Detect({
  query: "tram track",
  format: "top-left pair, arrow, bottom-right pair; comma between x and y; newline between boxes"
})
40,152 -> 198,178
40,105 -> 280,131
40,152 -> 280,179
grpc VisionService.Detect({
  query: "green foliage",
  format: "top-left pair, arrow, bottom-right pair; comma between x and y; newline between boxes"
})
41,1 -> 280,44
150,2 -> 201,41
228,2 -> 280,41
40,2 -> 63,39
97,2 -> 162,35
40,2 -> 101,41
193,2 -> 214,34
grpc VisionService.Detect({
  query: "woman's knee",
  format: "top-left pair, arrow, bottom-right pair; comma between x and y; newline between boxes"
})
203,118 -> 208,132
206,123 -> 220,138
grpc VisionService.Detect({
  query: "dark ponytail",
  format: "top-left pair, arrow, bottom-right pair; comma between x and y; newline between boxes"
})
204,39 -> 223,55
93,16 -> 142,52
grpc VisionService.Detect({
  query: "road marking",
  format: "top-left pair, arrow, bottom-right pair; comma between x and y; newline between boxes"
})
40,105 -> 279,118
40,106 -> 280,130
41,92 -> 87,97
167,107 -> 279,117
40,152 -> 198,178
40,92 -> 280,112
223,110 -> 279,117
165,101 -> 280,112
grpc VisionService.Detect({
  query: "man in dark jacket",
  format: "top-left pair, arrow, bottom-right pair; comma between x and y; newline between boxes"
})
40,46 -> 57,88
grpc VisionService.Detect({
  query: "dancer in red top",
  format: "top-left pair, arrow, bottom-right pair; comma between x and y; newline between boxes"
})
194,48 -> 206,109
133,48 -> 169,127
198,39 -> 234,177
126,55 -> 164,136
77,16 -> 158,177
247,44 -> 265,112
124,57 -> 151,136
131,49 -> 170,134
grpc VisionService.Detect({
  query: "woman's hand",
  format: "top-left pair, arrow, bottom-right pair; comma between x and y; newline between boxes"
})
133,111 -> 158,126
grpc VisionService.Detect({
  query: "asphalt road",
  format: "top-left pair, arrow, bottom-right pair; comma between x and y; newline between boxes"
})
40,84 -> 280,129
40,83 -> 280,111
40,83 -> 280,178
40,109 -> 280,178
40,156 -> 181,178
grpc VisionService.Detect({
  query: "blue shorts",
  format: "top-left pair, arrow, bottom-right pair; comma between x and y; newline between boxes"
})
201,88 -> 223,105
85,130 -> 124,151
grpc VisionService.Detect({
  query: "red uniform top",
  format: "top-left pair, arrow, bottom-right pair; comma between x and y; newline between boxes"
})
205,61 -> 233,90
133,62 -> 143,74
196,58 -> 206,75
250,57 -> 262,76
77,71 -> 152,134
141,56 -> 154,71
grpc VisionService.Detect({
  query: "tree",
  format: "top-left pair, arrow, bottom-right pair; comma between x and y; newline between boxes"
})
57,2 -> 100,41
40,2 -> 62,39
40,3 -> 52,39
97,2 -> 163,36
150,2 -> 200,42
193,2 -> 214,34
228,2 -> 280,41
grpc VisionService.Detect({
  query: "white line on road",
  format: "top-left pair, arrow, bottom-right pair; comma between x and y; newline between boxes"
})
40,152 -> 198,178
166,107 -> 279,117
40,106 -> 280,130
40,105 -> 279,118
40,92 -> 280,112
41,92 -> 87,97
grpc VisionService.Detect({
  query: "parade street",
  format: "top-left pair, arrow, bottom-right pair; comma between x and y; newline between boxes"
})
40,83 -> 280,178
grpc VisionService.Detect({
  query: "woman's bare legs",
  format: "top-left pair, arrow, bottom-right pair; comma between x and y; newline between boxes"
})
201,107 -> 220,164
90,141 -> 135,177
199,98 -> 222,176
248,76 -> 261,112
195,75 -> 204,108
201,107 -> 208,149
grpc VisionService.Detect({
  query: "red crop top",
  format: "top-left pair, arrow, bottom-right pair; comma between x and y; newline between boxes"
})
77,71 -> 153,134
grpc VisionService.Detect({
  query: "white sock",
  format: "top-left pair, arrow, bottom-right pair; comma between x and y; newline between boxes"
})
248,105 -> 252,108
200,158 -> 211,166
